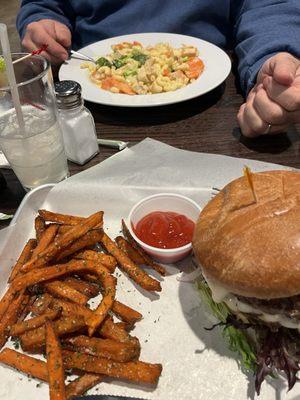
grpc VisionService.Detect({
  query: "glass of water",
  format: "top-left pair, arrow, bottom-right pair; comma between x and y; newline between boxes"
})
0,53 -> 69,191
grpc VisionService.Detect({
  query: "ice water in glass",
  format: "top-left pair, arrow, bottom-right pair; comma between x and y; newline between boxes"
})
0,106 -> 68,190
0,53 -> 69,190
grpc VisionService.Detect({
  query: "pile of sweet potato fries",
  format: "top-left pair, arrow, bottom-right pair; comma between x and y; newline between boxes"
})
0,209 -> 165,399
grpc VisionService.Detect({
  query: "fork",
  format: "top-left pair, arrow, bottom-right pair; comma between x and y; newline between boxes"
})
70,50 -> 96,63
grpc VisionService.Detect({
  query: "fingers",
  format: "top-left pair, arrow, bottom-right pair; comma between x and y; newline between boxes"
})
22,36 -> 66,65
237,85 -> 288,137
54,23 -> 72,48
239,90 -> 266,137
269,52 -> 299,86
252,85 -> 288,125
257,52 -> 300,87
29,23 -> 68,60
237,93 -> 267,138
22,20 -> 70,64
263,76 -> 300,115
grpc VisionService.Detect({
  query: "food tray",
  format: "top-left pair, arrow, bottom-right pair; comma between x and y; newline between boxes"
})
10,184 -> 55,226
1,138 -> 298,400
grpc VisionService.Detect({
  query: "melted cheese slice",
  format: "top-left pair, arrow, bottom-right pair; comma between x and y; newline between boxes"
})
204,275 -> 300,330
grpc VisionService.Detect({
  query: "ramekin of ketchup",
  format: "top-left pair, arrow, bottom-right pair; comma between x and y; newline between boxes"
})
128,193 -> 201,263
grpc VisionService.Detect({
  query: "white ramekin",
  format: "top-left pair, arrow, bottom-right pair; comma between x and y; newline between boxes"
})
127,193 -> 201,264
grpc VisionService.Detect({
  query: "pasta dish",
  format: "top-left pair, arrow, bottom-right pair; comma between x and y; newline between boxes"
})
80,41 -> 204,95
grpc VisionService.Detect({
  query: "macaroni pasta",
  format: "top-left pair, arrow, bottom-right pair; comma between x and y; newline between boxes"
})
81,41 -> 204,95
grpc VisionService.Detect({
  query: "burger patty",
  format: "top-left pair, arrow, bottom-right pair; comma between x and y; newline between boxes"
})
236,294 -> 300,320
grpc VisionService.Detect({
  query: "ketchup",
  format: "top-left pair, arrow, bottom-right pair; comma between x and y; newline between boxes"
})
133,211 -> 195,249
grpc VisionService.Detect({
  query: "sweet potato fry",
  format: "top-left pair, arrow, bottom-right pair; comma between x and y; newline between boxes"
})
35,215 -> 46,242
99,316 -> 131,343
0,348 -> 48,381
0,285 -> 18,320
20,315 -> 85,351
77,273 -> 102,284
30,293 -> 54,316
57,225 -> 73,236
63,277 -> 100,298
115,321 -> 128,330
39,211 -> 103,236
51,298 -> 94,323
0,290 -> 29,348
0,349 -> 101,398
100,232 -> 161,292
0,208 -> 163,398
12,259 -> 116,337
21,211 -> 104,273
66,374 -> 103,399
13,260 -> 105,291
31,224 -> 59,259
39,209 -> 87,225
17,294 -> 37,323
74,250 -> 117,272
8,238 -> 37,283
46,320 -> 66,400
122,219 -> 166,276
44,281 -> 89,305
56,230 -> 104,262
112,301 -> 142,325
63,350 -> 162,384
10,308 -> 61,336
115,236 -> 145,265
64,335 -> 140,362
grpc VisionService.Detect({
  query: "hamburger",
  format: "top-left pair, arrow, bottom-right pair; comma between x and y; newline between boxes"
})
192,169 -> 300,394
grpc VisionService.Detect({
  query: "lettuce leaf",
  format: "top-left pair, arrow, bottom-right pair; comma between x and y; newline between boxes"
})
197,278 -> 257,372
197,278 -> 300,394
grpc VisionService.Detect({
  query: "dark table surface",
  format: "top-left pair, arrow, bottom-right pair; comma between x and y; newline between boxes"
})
1,0 -> 300,230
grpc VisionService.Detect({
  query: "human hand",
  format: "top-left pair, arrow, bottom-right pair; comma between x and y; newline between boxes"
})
237,52 -> 300,137
22,19 -> 71,65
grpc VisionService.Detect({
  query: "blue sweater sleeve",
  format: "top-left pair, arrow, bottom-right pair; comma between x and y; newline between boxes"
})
16,0 -> 74,39
233,0 -> 300,95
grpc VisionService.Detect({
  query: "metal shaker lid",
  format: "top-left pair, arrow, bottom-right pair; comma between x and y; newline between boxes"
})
54,80 -> 83,109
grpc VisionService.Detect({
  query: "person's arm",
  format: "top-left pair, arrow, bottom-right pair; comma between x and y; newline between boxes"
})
16,0 -> 74,64
17,0 -> 73,40
232,0 -> 300,137
233,0 -> 300,95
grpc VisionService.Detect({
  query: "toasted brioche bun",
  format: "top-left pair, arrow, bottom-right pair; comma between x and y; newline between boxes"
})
193,170 -> 300,299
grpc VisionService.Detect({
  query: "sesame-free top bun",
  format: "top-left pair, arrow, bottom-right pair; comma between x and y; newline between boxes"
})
192,170 -> 300,299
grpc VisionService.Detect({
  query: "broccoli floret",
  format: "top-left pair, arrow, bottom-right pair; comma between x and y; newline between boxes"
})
95,57 -> 112,67
123,69 -> 137,78
131,52 -> 148,66
112,56 -> 130,69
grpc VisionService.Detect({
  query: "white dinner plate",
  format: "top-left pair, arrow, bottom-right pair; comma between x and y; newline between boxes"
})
59,32 -> 231,107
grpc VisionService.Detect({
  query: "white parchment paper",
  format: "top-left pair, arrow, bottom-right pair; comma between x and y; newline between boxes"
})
0,138 -> 297,400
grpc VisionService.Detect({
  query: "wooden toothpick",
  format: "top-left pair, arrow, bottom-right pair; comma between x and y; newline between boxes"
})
243,166 -> 257,203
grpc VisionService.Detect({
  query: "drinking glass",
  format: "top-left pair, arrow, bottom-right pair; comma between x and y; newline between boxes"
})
0,53 -> 69,191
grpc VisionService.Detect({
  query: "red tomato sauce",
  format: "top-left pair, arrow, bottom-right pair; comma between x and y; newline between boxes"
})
133,211 -> 195,249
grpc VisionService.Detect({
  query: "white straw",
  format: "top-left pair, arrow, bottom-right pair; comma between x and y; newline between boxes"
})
0,23 -> 26,135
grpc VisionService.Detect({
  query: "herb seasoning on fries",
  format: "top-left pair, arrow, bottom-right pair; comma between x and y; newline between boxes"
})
0,209 -> 163,399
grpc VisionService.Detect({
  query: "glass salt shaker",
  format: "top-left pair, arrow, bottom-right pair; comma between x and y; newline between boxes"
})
54,80 -> 99,165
